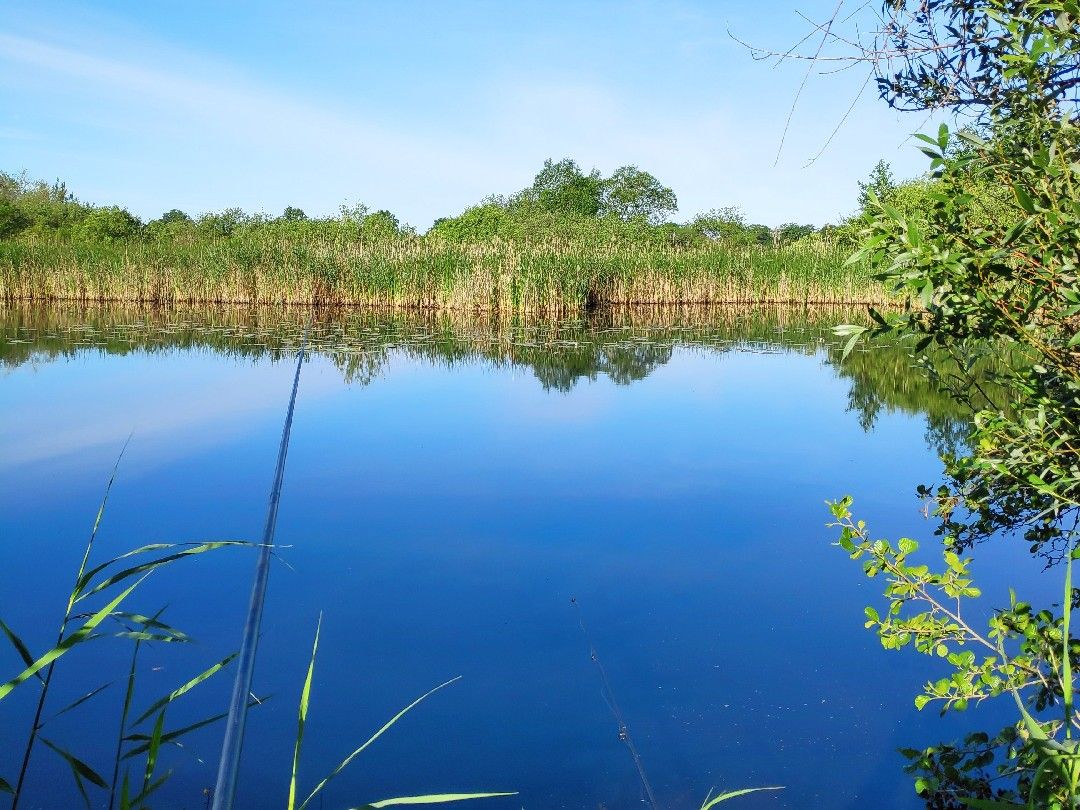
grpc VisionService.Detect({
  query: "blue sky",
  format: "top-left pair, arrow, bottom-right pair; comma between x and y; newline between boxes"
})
0,1 -> 938,229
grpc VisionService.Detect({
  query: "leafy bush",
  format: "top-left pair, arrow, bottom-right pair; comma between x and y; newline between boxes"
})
75,206 -> 142,242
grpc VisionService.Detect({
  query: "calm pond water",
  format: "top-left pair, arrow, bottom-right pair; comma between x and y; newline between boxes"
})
0,305 -> 1051,809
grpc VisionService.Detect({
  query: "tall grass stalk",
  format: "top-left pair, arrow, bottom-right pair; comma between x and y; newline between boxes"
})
286,617 -> 515,810
8,437 -> 129,808
0,444 -> 248,805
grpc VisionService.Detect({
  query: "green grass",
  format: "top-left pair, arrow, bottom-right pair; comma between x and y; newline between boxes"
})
0,230 -> 884,312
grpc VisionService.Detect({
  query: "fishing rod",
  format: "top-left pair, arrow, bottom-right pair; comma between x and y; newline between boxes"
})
571,597 -> 658,810
211,325 -> 309,810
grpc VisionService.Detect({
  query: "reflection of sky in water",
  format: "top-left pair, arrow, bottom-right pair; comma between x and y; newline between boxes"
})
1,351 -> 340,470
0,337 -> 1056,810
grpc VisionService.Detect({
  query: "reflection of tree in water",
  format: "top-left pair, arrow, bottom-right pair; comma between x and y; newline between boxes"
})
1,303 -> 985,454
826,339 -> 1009,457
524,343 -> 673,392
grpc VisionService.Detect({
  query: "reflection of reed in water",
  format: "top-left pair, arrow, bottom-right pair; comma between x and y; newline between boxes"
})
0,302 -> 866,390
1,301 -> 985,456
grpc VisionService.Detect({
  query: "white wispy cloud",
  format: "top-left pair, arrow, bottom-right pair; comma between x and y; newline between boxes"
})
0,17 -> 919,227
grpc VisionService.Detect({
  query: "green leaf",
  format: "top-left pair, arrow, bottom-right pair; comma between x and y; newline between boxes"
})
0,618 -> 43,683
0,575 -> 148,701
840,332 -> 860,362
142,711 -> 166,795
358,794 -> 518,809
122,695 -> 269,760
132,652 -> 237,725
40,736 -> 107,808
832,324 -> 866,337
46,682 -> 112,725
39,739 -> 107,789
289,615 -> 322,810
127,772 -> 171,809
1001,217 -> 1031,246
110,612 -> 193,643
68,435 -> 131,606
699,787 -> 784,808
76,542 -> 248,604
114,631 -> 191,643
1013,185 -> 1036,214
955,131 -> 986,148
898,538 -> 918,555
0,775 -> 12,794
299,677 -> 464,810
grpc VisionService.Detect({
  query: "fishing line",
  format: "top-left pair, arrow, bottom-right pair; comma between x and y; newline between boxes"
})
212,321 -> 310,810
571,597 -> 658,810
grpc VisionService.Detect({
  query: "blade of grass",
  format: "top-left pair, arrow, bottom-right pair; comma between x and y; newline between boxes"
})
76,542 -> 249,604
0,619 -> 42,681
0,574 -> 149,701
69,435 -> 131,608
128,772 -> 170,809
45,682 -> 112,724
40,736 -> 108,809
109,622 -> 145,810
132,653 -> 238,725
121,695 -> 270,761
298,677 -> 462,810
75,544 -> 184,596
119,771 -> 131,810
114,631 -> 190,643
142,711 -> 166,796
288,615 -> 321,810
700,786 -> 784,808
358,793 -> 517,808
1063,549 -> 1075,739
11,437 -> 129,810
110,612 -> 192,643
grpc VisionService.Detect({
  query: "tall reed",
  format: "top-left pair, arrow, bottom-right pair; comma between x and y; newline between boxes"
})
0,444 -> 247,807
0,232 -> 885,312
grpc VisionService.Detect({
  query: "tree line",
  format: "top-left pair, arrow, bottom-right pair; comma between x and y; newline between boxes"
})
0,157 -> 835,248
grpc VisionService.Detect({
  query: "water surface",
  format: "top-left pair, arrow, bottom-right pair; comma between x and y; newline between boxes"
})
0,305 -> 1044,809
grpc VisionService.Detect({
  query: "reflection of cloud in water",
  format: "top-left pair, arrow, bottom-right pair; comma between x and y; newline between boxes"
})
1,353 -> 338,470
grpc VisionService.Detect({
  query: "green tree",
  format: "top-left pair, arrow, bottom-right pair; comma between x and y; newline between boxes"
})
159,208 -> 192,225
76,206 -> 142,241
689,206 -> 747,241
0,199 -> 30,239
361,209 -> 409,238
197,207 -> 249,238
824,0 -> 1080,804
599,165 -> 677,224
774,223 -> 816,244
526,158 -> 603,218
856,159 -> 895,211
280,206 -> 308,222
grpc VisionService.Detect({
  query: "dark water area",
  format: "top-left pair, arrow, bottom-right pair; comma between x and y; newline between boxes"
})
0,305 -> 1055,809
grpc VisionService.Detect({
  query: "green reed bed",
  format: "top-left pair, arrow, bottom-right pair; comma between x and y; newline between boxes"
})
0,231 -> 885,312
